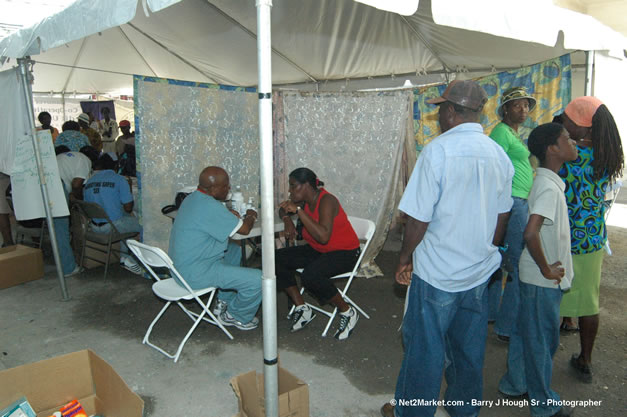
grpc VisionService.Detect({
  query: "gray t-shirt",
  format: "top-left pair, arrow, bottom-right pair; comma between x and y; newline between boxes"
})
519,168 -> 573,290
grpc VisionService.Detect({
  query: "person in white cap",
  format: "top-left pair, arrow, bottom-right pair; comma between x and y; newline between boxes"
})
78,113 -> 102,152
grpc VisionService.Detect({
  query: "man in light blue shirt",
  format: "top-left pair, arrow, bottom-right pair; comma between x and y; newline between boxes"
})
169,166 -> 261,331
83,154 -> 141,274
384,81 -> 514,417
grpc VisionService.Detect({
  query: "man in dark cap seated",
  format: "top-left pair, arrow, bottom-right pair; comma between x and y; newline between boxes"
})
168,166 -> 261,331
382,81 -> 514,417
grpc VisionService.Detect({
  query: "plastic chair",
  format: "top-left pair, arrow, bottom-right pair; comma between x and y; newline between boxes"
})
126,239 -> 233,362
72,200 -> 139,280
289,216 -> 376,337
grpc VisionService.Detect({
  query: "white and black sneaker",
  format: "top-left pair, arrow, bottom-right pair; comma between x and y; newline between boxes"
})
291,304 -> 316,332
334,306 -> 358,340
120,256 -> 143,275
212,299 -> 227,317
219,310 -> 259,331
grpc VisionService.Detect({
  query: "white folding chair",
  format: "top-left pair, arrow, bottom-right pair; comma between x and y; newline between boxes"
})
289,216 -> 376,337
126,239 -> 233,362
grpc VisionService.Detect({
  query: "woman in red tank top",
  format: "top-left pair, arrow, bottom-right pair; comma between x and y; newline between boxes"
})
276,168 -> 361,340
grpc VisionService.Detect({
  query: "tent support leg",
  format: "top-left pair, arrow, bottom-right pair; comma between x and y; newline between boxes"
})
17,57 -> 70,301
256,1 -> 278,417
585,51 -> 594,96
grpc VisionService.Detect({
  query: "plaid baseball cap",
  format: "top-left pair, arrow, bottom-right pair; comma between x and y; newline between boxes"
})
498,87 -> 537,117
427,80 -> 488,112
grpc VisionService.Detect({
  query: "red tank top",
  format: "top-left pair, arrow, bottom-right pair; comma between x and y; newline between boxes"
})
302,189 -> 359,253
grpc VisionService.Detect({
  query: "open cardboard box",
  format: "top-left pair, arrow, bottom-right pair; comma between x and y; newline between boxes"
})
0,245 -> 44,290
231,366 -> 309,417
0,350 -> 143,417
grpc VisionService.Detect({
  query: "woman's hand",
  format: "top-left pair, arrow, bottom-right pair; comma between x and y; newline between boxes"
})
542,261 -> 564,284
279,200 -> 299,214
283,219 -> 297,241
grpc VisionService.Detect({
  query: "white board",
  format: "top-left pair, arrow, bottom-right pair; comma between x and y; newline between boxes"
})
11,130 -> 69,220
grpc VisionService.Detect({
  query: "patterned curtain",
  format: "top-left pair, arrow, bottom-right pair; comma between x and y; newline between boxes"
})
276,91 -> 413,277
414,54 -> 572,148
134,76 -> 258,250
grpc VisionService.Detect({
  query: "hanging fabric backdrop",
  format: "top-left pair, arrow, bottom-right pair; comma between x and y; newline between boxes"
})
414,54 -> 572,149
134,75 -> 258,249
274,91 -> 413,277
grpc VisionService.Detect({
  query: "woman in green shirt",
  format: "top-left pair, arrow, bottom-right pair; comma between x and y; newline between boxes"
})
488,87 -> 536,342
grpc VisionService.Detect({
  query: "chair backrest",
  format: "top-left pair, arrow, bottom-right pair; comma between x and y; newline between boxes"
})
73,200 -> 110,220
345,216 -> 376,275
126,239 -> 200,293
347,216 -> 376,245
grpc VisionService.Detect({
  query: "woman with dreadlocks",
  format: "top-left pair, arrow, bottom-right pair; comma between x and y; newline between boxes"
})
559,97 -> 623,384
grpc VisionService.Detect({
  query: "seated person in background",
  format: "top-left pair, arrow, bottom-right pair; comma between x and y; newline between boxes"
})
56,145 -> 92,201
83,154 -> 141,274
115,120 -> 135,157
55,121 -> 90,152
54,145 -> 92,277
169,166 -> 261,331
37,111 -> 59,142
276,167 -> 361,340
78,113 -> 103,152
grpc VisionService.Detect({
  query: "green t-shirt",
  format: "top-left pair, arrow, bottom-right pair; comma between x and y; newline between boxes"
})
489,122 -> 533,199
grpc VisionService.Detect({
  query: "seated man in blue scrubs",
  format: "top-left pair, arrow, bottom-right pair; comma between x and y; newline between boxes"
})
169,166 -> 261,330
83,154 -> 142,274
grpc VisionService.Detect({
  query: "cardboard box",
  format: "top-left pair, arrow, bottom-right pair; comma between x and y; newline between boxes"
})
231,366 -> 309,417
0,245 -> 44,290
0,350 -> 143,417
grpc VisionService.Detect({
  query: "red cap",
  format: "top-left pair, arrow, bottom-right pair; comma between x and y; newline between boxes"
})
119,120 -> 131,127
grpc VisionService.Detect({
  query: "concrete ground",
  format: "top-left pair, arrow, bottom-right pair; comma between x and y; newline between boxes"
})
1,207 -> 626,417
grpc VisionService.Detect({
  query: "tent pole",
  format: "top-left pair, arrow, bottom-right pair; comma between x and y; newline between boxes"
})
256,0 -> 278,416
17,58 -> 70,301
585,51 -> 594,96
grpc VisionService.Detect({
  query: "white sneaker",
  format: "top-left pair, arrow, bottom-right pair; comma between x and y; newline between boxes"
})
219,310 -> 259,330
64,265 -> 84,277
120,256 -> 143,275
212,299 -> 227,317
291,304 -> 316,332
334,306 -> 358,340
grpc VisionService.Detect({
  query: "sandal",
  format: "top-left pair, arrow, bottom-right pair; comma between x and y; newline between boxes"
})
560,322 -> 579,332
569,354 -> 592,383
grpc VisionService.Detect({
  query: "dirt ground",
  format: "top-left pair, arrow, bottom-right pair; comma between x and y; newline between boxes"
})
1,214 -> 625,416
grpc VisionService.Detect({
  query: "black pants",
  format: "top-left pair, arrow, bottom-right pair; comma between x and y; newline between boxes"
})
275,244 -> 360,305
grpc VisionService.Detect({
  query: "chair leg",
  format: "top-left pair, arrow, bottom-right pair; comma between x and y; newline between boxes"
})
321,308 -> 338,337
103,237 -> 113,280
80,236 -> 87,269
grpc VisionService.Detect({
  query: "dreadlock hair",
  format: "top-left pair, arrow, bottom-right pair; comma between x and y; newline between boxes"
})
591,104 -> 624,183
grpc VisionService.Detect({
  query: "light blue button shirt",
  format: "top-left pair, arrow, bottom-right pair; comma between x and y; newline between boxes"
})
399,123 -> 514,292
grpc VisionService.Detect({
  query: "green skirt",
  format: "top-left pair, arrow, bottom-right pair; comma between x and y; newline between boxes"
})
560,250 -> 604,317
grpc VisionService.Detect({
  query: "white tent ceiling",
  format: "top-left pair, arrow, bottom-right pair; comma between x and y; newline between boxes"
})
1,0 -> 626,95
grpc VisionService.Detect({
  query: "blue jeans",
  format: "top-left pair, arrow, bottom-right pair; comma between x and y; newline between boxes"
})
394,275 -> 489,417
52,216 -> 77,275
209,242 -> 262,324
488,197 -> 527,336
90,213 -> 141,253
499,282 -> 562,417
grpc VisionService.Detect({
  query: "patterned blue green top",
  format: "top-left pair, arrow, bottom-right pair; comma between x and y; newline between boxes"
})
55,130 -> 90,152
559,146 -> 609,254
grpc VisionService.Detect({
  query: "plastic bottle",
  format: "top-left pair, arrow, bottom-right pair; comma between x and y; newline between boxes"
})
232,186 -> 244,216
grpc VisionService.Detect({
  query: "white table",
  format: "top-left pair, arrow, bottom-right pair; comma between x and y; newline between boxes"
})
164,210 -> 284,265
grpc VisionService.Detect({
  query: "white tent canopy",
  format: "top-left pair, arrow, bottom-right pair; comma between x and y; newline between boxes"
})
2,0 -> 626,96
